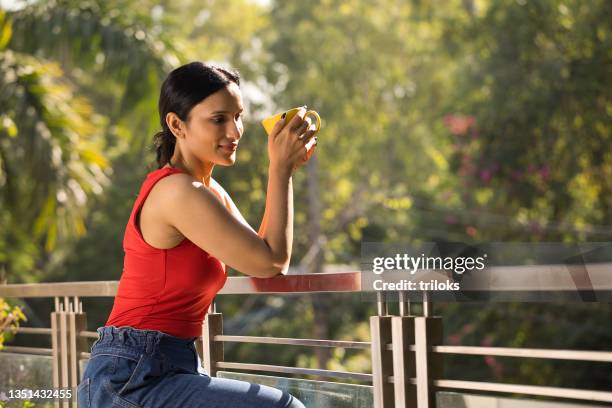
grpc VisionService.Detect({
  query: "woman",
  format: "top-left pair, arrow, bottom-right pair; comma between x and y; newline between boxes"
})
78,62 -> 316,407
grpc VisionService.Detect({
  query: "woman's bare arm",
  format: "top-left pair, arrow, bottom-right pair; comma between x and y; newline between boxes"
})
260,165 -> 293,275
160,173 -> 288,278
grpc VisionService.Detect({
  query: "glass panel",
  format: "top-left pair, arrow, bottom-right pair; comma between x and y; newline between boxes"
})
437,391 -> 609,408
217,371 -> 373,408
0,352 -> 53,388
0,353 -> 56,407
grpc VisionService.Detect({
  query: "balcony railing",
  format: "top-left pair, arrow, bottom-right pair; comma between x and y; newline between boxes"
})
1,264 -> 611,408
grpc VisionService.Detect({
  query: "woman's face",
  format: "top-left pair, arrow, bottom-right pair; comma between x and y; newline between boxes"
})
182,82 -> 244,166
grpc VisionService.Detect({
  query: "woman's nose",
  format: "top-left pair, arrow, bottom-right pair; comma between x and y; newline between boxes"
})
228,120 -> 243,140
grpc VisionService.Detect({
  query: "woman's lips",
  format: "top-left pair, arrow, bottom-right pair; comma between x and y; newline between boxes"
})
219,144 -> 237,152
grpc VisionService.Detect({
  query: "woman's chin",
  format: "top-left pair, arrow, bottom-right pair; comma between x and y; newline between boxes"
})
215,155 -> 237,166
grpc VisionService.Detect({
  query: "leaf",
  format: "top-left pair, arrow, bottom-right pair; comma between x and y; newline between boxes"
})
0,11 -> 12,51
0,115 -> 18,138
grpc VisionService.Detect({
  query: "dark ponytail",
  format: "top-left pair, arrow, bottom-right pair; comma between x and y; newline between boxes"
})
153,129 -> 176,168
153,62 -> 240,168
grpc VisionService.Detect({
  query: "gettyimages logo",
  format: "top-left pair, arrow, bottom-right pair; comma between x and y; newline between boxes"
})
372,253 -> 488,275
361,242 -> 612,302
365,245 -> 489,293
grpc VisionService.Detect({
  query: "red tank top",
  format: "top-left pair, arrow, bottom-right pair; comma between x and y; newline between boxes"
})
106,167 -> 227,338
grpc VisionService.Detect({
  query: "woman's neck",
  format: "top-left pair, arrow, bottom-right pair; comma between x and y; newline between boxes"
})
167,157 -> 214,187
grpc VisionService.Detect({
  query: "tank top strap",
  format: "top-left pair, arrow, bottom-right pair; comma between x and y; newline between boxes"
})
134,167 -> 183,207
126,167 -> 184,246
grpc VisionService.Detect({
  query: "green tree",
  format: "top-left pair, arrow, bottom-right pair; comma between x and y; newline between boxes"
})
439,0 -> 612,241
0,9 -> 108,282
0,0 -> 177,282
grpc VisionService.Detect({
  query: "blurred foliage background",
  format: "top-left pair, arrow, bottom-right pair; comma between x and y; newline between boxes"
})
0,0 -> 610,394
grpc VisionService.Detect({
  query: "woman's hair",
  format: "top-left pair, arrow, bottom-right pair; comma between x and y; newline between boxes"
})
153,62 -> 241,168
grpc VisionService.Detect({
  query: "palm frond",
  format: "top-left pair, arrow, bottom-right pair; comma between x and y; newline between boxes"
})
0,49 -> 109,251
7,0 -> 178,111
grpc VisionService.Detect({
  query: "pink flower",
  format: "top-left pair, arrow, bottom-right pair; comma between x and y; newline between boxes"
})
529,222 -> 542,234
445,215 -> 459,224
444,114 -> 476,135
460,155 -> 476,177
448,334 -> 461,345
484,355 -> 504,377
481,335 -> 493,347
510,170 -> 523,180
479,169 -> 493,183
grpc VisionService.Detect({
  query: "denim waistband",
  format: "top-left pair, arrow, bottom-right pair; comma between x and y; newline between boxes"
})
91,326 -> 200,372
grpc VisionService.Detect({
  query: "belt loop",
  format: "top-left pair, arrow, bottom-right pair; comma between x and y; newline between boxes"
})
146,332 -> 158,354
145,333 -> 152,354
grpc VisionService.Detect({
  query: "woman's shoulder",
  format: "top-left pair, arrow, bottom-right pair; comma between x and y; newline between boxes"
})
209,178 -> 234,209
146,171 -> 231,214
146,170 -> 203,207
209,177 -> 229,196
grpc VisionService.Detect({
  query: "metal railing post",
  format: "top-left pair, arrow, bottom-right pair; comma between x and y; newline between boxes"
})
370,292 -> 394,408
392,291 -> 416,408
414,293 -> 443,408
51,297 -> 60,390
52,301 -> 70,407
203,310 -> 224,377
70,299 -> 88,386
51,298 -> 87,407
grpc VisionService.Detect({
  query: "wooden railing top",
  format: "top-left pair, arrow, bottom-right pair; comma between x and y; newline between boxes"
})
0,263 -> 611,298
0,271 -> 362,298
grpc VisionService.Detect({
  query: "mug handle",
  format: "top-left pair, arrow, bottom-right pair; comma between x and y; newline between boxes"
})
304,110 -> 321,134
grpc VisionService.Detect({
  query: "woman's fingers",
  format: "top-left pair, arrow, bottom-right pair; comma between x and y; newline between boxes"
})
270,106 -> 319,172
299,124 -> 317,142
295,116 -> 312,140
270,107 -> 307,139
293,137 -> 318,171
284,107 -> 306,134
304,138 -> 318,160
269,114 -> 287,139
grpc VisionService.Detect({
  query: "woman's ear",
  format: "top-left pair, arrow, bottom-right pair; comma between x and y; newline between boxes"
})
166,112 -> 185,139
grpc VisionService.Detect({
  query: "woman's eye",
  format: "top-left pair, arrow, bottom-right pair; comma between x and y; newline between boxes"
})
213,116 -> 226,124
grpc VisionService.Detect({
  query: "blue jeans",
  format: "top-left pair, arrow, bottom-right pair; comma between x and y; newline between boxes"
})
78,326 -> 305,408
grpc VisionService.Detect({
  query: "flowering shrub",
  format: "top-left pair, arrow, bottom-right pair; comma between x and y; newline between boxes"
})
0,298 -> 26,350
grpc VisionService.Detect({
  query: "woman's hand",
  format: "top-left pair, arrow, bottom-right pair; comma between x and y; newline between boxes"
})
267,107 -> 318,176
294,134 -> 318,171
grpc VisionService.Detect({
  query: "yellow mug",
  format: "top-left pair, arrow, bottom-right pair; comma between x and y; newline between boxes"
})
261,107 -> 321,136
